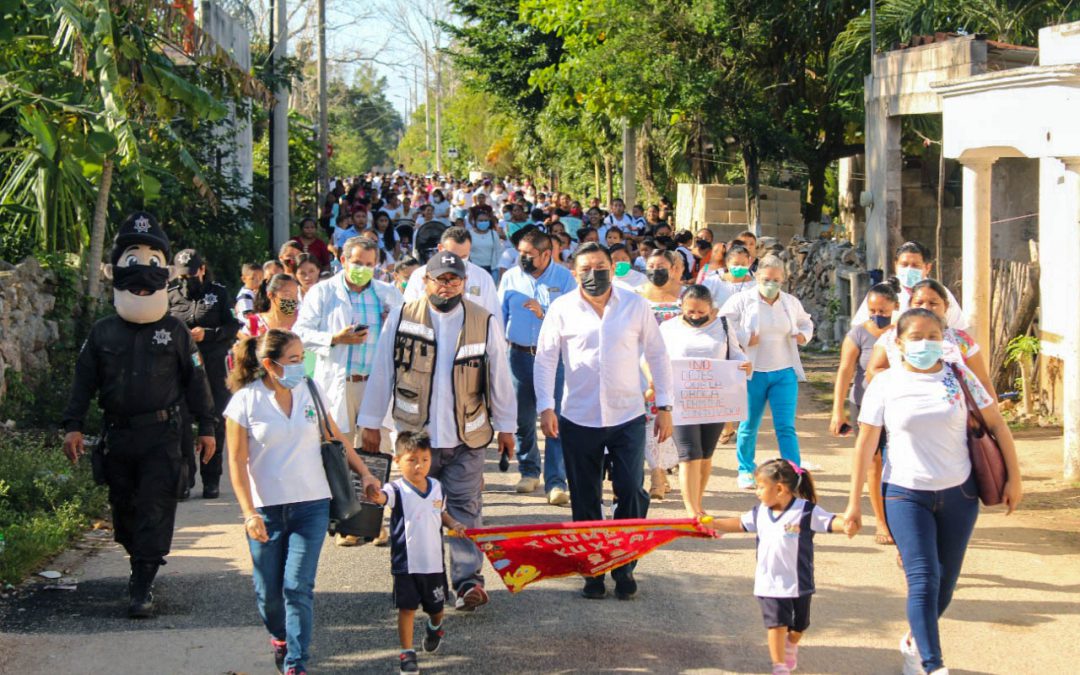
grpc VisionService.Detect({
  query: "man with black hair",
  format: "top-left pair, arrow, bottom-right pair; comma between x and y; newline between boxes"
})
498,229 -> 577,504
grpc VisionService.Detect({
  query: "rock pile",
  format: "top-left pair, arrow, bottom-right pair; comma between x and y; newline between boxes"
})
761,235 -> 868,348
0,257 -> 59,400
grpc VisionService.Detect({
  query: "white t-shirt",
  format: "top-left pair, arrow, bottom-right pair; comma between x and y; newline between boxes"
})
223,380 -> 332,508
858,363 -> 993,491
754,296 -> 796,372
499,247 -> 519,271
383,477 -> 446,575
613,267 -> 647,289
741,498 -> 835,597
431,199 -> 451,218
659,315 -> 748,363
235,287 -> 256,317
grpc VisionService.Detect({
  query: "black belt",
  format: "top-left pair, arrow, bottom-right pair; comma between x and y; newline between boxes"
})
509,342 -> 537,355
105,406 -> 179,430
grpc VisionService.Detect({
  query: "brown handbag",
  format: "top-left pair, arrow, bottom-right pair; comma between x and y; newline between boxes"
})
949,364 -> 1008,506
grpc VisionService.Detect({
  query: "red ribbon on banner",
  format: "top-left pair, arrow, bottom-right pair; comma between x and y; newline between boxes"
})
464,518 -> 718,593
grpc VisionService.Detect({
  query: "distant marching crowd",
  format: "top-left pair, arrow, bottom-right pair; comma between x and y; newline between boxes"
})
163,166 -> 1022,675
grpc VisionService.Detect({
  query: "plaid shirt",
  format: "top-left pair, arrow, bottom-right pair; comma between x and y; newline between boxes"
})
345,275 -> 384,376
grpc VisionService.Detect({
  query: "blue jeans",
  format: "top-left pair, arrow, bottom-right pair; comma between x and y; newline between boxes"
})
249,498 -> 330,672
429,445 -> 486,594
509,348 -> 567,490
559,415 -> 648,579
885,474 -> 980,673
736,368 -> 800,474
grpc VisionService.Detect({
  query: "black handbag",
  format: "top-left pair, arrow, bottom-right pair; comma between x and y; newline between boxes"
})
305,378 -> 364,523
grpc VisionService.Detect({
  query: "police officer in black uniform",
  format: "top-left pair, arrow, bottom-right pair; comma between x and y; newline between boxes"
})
167,249 -> 239,499
62,212 -> 216,618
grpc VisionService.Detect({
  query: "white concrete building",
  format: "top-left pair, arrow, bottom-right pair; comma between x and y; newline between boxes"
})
932,22 -> 1080,479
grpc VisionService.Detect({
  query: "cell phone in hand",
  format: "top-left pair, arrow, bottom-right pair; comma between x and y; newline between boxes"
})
352,324 -> 369,333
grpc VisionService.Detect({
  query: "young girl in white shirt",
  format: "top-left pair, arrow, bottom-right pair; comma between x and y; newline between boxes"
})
708,459 -> 844,675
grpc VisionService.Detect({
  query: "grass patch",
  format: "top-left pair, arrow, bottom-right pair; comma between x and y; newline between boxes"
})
0,430 -> 108,584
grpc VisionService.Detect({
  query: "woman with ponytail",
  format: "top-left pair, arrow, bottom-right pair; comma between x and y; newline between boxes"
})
224,329 -> 381,675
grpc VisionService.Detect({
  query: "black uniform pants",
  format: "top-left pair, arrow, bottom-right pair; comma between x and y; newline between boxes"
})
183,353 -> 230,487
103,420 -> 184,563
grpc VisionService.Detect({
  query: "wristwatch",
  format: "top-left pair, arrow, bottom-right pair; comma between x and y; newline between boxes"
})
656,405 -> 673,412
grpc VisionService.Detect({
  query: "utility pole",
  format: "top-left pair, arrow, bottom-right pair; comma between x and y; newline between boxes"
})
622,123 -> 637,208
424,45 -> 431,165
317,0 -> 328,211
434,49 -> 443,175
271,0 -> 290,250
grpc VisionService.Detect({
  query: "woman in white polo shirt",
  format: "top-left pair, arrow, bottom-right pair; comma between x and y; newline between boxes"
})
842,308 -> 1022,675
225,329 -> 380,675
719,254 -> 814,490
659,284 -> 752,518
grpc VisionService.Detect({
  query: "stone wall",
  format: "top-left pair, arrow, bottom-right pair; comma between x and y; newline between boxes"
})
763,236 -> 870,348
0,258 -> 59,400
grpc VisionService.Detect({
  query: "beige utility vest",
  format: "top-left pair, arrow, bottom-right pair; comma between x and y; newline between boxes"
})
391,296 -> 494,448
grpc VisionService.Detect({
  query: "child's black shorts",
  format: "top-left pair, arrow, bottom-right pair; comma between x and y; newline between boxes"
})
394,572 -> 448,614
757,595 -> 812,632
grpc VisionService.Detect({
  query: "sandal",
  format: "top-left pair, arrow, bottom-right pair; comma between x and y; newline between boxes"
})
874,533 -> 895,545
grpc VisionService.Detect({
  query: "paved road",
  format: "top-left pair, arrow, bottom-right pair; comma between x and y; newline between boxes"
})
3,357 -> 1079,674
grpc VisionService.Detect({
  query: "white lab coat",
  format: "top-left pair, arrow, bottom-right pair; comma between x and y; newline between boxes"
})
293,272 -> 404,432
719,290 -> 815,381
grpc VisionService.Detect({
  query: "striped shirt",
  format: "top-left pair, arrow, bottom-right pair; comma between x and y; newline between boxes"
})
345,275 -> 384,376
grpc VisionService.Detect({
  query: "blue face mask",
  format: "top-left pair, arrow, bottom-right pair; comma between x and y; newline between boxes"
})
902,339 -> 943,370
871,314 -> 891,329
273,361 -> 305,389
475,220 -> 491,231
896,265 -> 924,289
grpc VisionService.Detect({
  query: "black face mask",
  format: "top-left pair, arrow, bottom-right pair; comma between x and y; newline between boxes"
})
520,255 -> 537,274
579,269 -> 612,297
871,315 -> 891,329
646,268 -> 670,287
684,314 -> 710,327
695,239 -> 711,250
178,276 -> 204,298
429,292 -> 462,312
113,264 -> 170,293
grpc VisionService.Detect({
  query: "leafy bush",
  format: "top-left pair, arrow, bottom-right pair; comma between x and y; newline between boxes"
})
0,430 -> 108,584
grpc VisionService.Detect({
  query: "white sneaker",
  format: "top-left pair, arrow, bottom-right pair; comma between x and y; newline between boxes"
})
900,632 -> 925,675
928,669 -> 949,675
515,476 -> 540,493
547,487 -> 570,506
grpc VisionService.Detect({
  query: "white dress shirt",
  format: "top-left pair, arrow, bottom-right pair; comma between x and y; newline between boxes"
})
357,301 -> 516,448
403,259 -> 503,323
534,286 -> 673,428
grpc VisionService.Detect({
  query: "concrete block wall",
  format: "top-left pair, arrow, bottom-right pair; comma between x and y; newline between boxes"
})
678,183 -> 804,243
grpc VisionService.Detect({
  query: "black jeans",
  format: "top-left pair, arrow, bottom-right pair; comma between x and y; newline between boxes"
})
103,420 -> 184,563
183,351 -> 230,486
558,415 -> 648,578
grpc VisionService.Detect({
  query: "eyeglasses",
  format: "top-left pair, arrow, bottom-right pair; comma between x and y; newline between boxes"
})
427,275 -> 464,288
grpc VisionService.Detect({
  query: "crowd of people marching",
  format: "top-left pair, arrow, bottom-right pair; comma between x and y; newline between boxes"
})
158,167 -> 1022,675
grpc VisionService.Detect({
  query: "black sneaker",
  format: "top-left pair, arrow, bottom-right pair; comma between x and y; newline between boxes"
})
399,650 -> 419,674
423,622 -> 444,653
581,575 -> 606,599
613,571 -> 637,600
271,638 -> 287,673
202,482 -> 220,499
179,486 -> 191,501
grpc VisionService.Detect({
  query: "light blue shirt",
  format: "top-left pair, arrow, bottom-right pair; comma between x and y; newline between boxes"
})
498,261 -> 577,347
332,226 -> 360,250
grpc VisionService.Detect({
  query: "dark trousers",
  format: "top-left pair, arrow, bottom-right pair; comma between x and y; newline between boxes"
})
103,420 -> 184,563
559,414 -> 648,578
183,353 -> 230,486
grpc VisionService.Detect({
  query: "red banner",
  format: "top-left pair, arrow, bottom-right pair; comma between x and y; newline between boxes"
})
464,518 -> 718,593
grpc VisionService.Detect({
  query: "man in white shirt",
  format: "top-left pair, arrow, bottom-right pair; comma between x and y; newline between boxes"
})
359,252 -> 515,612
534,242 -> 674,601
851,240 -> 969,330
403,227 -> 503,322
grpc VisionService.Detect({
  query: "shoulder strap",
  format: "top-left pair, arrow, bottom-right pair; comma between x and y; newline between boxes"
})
304,377 -> 334,442
948,363 -> 989,431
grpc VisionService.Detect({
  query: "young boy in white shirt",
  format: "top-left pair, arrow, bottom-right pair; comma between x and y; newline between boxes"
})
367,432 -> 467,675
234,262 -> 264,318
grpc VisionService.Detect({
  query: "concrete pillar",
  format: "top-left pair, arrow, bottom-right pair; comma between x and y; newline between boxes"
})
1062,158 -> 1080,481
863,82 -> 901,273
960,157 -> 995,357
270,0 -> 290,250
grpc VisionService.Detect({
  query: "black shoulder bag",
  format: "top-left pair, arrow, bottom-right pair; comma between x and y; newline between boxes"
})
305,378 -> 364,522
